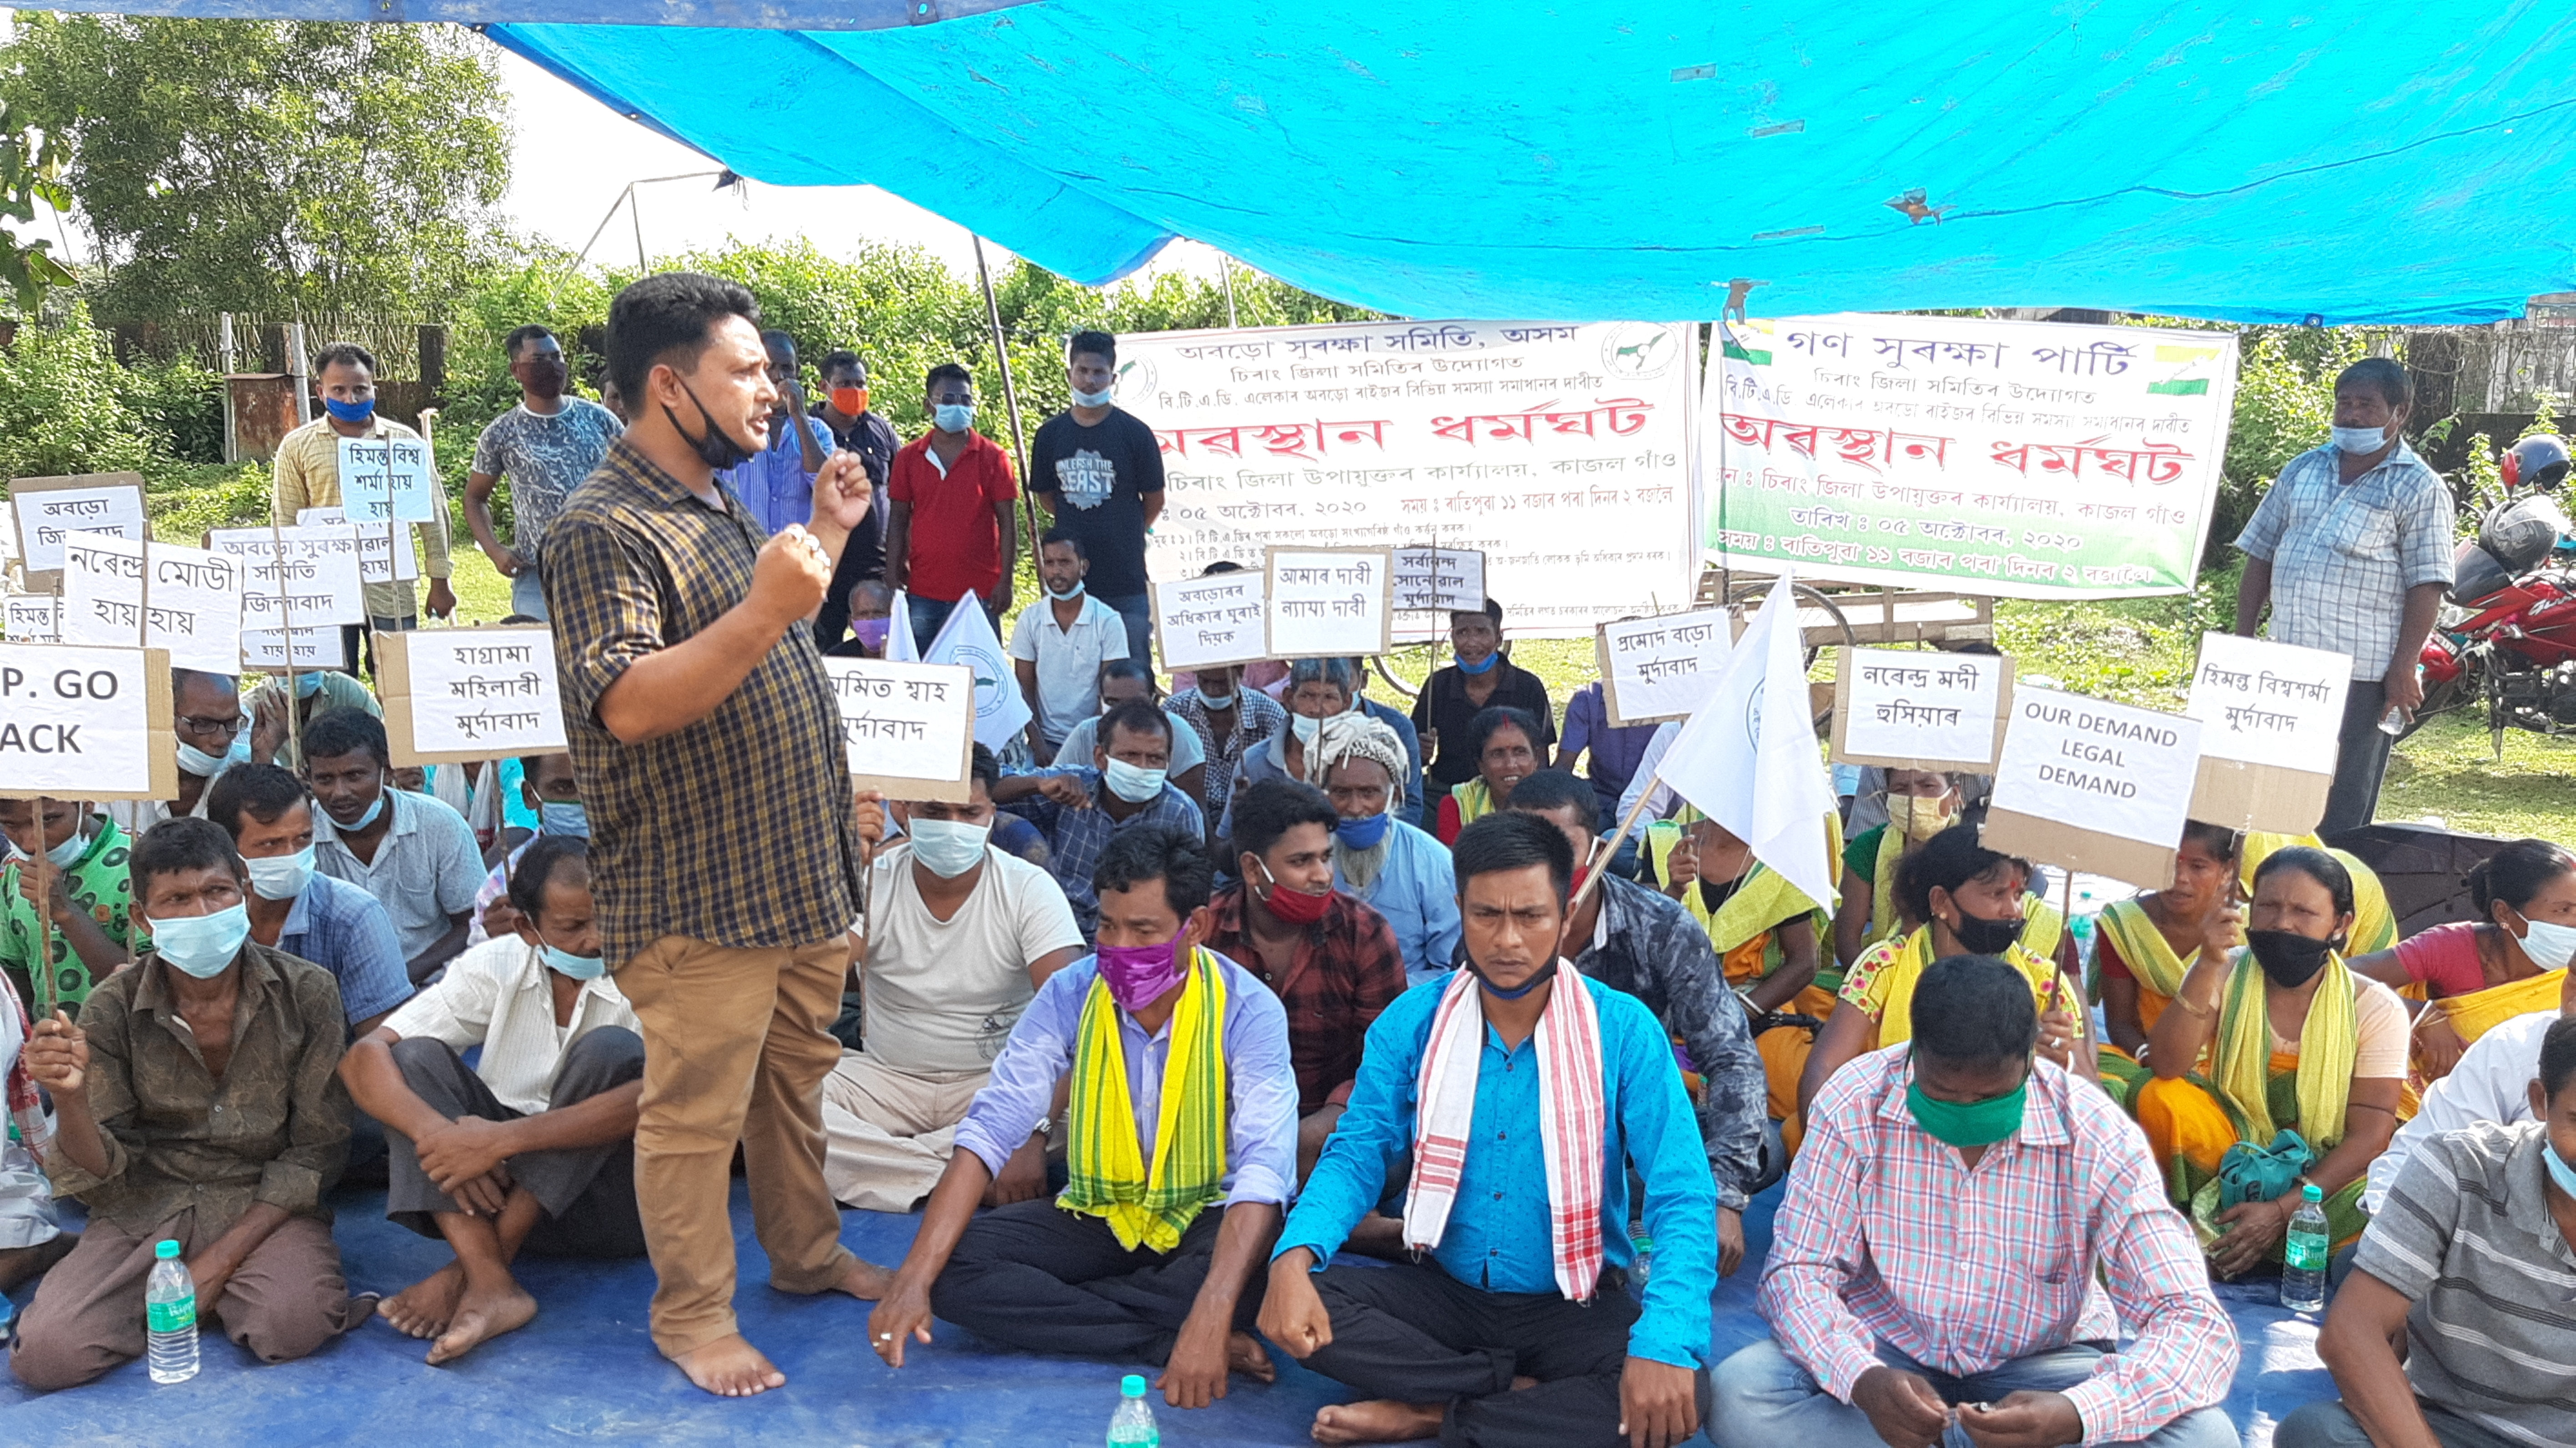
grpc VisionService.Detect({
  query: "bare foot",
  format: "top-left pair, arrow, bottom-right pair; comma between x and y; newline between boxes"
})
830,1257 -> 895,1302
379,1262 -> 466,1340
1313,1399 -> 1444,1444
673,1333 -> 788,1398
426,1280 -> 538,1366
1228,1330 -> 1278,1384
1342,1213 -> 1409,1262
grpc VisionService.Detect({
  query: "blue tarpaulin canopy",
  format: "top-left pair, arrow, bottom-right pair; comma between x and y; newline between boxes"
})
49,1 -> 2576,322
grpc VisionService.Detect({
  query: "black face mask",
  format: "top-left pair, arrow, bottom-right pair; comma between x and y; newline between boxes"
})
1468,955 -> 1557,1002
664,378 -> 755,470
523,358 -> 569,400
2247,929 -> 2335,989
1949,907 -> 2025,957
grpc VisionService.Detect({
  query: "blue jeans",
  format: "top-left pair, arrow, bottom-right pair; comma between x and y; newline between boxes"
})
509,563 -> 548,621
1709,1339 -> 2238,1448
1094,591 -> 1152,671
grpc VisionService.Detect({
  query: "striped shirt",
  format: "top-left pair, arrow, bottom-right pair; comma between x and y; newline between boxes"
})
1760,1047 -> 2237,1445
2354,1121 -> 2576,1448
382,935 -> 641,1116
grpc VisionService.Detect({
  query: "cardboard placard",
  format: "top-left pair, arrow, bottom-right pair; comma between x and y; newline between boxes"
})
1152,572 -> 1269,672
1832,648 -> 2013,772
209,524 -> 369,629
374,625 -> 566,766
241,627 -> 348,673
1983,687 -> 2204,887
1391,546 -> 1486,613
1265,547 -> 1394,659
60,531 -> 245,675
3,595 -> 60,643
299,505 -> 418,582
820,657 -> 976,802
0,643 -> 177,800
2184,632 -> 2350,834
8,473 -> 148,587
336,435 -> 438,524
1596,605 -> 1738,726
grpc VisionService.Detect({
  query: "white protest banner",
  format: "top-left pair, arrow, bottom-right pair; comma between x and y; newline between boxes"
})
1984,687 -> 2204,886
920,589 -> 1029,754
820,658 -> 976,802
1151,571 -> 1268,672
300,505 -> 418,582
209,524 -> 368,630
8,473 -> 148,582
60,533 -> 245,675
4,595 -> 60,643
1390,546 -> 1486,616
375,626 -> 565,765
241,627 -> 347,672
1122,320 -> 1698,637
1706,314 -> 2238,598
2184,632 -> 2351,833
336,435 -> 438,524
0,642 -> 176,801
1833,647 -> 2012,772
1596,606 -> 1736,726
59,531 -> 148,647
1266,546 -> 1393,659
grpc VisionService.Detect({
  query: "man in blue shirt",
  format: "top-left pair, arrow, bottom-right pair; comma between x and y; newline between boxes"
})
1262,812 -> 1714,1448
713,329 -> 836,537
867,825 -> 1299,1411
992,700 -> 1206,940
206,764 -> 414,1038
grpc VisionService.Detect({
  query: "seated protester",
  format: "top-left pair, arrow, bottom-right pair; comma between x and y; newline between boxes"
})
206,764 -> 414,1039
338,835 -> 646,1365
1712,955 -> 2238,1448
0,965 -> 68,1292
1318,713 -> 1460,985
1827,769 -> 1966,969
2284,1015 -> 2576,1448
2241,830 -> 2401,955
12,818 -> 373,1390
108,667 -> 252,835
1431,704 -> 1544,847
0,797 -> 134,1017
1554,677 -> 1660,832
2096,821 -> 2244,1106
244,667 -> 380,772
993,699 -> 1206,940
1053,659 -> 1210,813
1227,658 -> 1398,835
1347,659 -> 1424,824
303,709 -> 484,984
1411,597 -> 1555,826
2137,845 -> 2405,1275
822,577 -> 899,659
1507,771 -> 1766,1270
1802,822 -> 2088,1121
467,751 -> 588,946
1009,528 -> 1132,759
1648,807 -> 1840,1154
867,827 -> 1298,1411
2350,837 -> 2576,1081
1169,661 -> 1288,845
822,746 -> 1085,1211
2362,982 -> 2573,1216
1261,812 -> 1715,1448
1202,779 -> 1406,1181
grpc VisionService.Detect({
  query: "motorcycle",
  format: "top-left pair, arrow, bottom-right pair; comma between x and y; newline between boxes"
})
2414,435 -> 2576,749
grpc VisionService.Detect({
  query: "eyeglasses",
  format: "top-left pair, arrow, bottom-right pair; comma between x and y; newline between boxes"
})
178,714 -> 245,737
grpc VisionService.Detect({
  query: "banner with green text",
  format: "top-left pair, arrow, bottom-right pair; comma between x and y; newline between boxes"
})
1703,314 -> 2237,598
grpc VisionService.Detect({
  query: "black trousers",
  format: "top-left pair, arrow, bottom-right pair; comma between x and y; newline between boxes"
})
2323,679 -> 2393,835
1303,1260 -> 1709,1448
929,1197 -> 1261,1364
385,1028 -> 647,1258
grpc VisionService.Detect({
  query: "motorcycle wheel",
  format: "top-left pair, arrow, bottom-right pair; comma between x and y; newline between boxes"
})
2399,670 -> 2475,740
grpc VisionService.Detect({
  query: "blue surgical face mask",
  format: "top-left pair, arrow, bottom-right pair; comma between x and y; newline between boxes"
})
1457,649 -> 1499,676
906,817 -> 992,878
322,395 -> 376,425
2330,424 -> 2390,456
244,844 -> 314,902
330,784 -> 387,833
225,731 -> 255,765
1072,386 -> 1115,409
2543,1132 -> 2576,1199
294,672 -> 326,700
539,800 -> 590,839
16,822 -> 93,872
1292,712 -> 1325,746
1197,688 -> 1236,709
1334,810 -> 1392,851
536,930 -> 607,981
1045,579 -> 1086,602
176,739 -> 228,778
933,403 -> 976,433
150,903 -> 252,979
1102,757 -> 1167,804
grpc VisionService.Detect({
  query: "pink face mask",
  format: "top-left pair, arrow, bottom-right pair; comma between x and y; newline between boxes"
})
1094,938 -> 1186,1011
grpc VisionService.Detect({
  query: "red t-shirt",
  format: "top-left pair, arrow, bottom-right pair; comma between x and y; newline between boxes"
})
2390,920 -> 2490,997
890,430 -> 1019,603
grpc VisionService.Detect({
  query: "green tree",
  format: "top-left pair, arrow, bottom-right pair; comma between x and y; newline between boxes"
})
0,299 -> 150,478
0,15 -> 512,319
0,95 -> 72,312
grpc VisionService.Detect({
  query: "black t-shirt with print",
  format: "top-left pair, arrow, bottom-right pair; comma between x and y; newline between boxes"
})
1031,407 -> 1165,599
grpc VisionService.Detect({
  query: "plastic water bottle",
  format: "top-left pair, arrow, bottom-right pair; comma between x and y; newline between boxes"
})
2280,1184 -> 2330,1313
1108,1372 -> 1159,1447
1629,1228 -> 1655,1288
146,1239 -> 199,1384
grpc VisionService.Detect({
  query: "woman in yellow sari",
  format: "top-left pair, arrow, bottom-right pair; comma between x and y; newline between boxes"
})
2135,845 -> 2406,1277
1829,769 -> 1964,969
1800,820 -> 2088,1116
2237,831 -> 2400,954
2094,821 -> 2242,1107
2347,837 -> 2576,1081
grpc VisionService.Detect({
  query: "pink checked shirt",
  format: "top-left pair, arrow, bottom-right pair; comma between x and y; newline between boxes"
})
1757,1048 -> 2237,1445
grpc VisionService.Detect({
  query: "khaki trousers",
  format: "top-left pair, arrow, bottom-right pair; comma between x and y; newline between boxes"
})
616,932 -> 857,1357
819,1052 -> 990,1212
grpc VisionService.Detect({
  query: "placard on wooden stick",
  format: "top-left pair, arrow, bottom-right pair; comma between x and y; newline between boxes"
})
8,473 -> 148,589
2184,632 -> 2348,835
374,625 -> 566,766
1391,546 -> 1485,613
3,595 -> 60,643
0,642 -> 178,801
1152,572 -> 1268,672
1983,687 -> 2204,887
1831,648 -> 2013,772
1595,605 -> 1738,727
1265,547 -> 1394,659
821,658 -> 976,803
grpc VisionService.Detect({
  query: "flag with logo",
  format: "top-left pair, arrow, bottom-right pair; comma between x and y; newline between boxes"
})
918,590 -> 1030,753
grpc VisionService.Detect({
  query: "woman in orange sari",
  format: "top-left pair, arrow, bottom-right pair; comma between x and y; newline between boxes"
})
2094,821 -> 2241,1107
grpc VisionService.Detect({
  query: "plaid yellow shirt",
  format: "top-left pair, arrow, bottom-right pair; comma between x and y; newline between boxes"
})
271,414 -> 453,619
542,436 -> 863,967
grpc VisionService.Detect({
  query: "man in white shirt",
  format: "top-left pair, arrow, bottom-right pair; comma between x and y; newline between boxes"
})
303,708 -> 484,983
2362,987 -> 2572,1215
825,747 -> 1086,1211
339,835 -> 644,1366
1009,528 -> 1131,758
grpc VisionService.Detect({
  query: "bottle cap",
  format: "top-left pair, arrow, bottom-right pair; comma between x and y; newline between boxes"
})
2301,1182 -> 2323,1202
1121,1373 -> 1148,1397
155,1239 -> 181,1259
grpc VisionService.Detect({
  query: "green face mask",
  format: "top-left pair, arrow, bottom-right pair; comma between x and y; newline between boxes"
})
1905,1069 -> 2029,1148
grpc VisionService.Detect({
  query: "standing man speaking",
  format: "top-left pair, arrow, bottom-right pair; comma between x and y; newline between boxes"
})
543,272 -> 881,1398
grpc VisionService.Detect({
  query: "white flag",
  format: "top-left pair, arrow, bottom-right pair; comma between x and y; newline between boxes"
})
1654,574 -> 1839,911
919,590 -> 1030,753
885,587 -> 921,663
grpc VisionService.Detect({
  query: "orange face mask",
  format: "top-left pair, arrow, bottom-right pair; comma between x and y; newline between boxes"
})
830,386 -> 868,416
